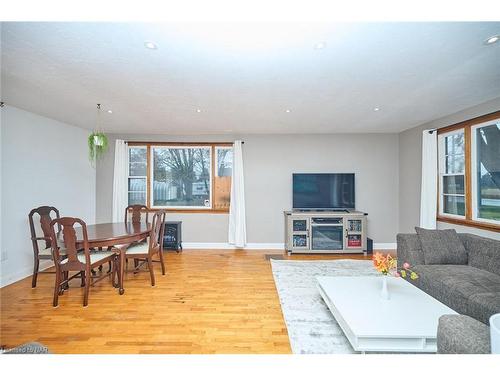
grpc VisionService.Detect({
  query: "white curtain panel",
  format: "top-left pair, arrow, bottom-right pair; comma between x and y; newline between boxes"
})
112,139 -> 129,223
228,140 -> 247,248
420,130 -> 438,229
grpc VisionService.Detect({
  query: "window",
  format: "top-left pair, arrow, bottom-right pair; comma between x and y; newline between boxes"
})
438,130 -> 465,217
128,146 -> 147,205
152,146 -> 212,209
214,146 -> 233,210
127,143 -> 233,212
437,111 -> 500,231
472,121 -> 500,223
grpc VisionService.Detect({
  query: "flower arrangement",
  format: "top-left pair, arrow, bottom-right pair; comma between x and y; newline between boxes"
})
373,253 -> 397,275
373,252 -> 419,280
396,262 -> 419,280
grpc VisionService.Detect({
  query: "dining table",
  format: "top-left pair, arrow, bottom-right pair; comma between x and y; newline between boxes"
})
75,222 -> 151,295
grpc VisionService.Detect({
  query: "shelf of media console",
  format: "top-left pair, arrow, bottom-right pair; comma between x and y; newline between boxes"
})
284,210 -> 368,255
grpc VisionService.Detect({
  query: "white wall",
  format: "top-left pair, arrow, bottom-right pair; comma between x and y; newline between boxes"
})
96,133 -> 400,246
0,106 -> 96,287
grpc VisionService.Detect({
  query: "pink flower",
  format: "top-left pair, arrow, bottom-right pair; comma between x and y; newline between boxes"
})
394,272 -> 401,277
403,262 -> 410,270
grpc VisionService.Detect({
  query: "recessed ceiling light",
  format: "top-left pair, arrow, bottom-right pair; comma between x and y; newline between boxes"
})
315,42 -> 326,50
144,41 -> 158,50
107,110 -> 113,114
484,35 -> 499,45
196,109 -> 202,113
285,109 -> 291,113
374,107 -> 380,112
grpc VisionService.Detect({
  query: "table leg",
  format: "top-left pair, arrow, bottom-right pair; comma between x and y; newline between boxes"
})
119,249 -> 125,295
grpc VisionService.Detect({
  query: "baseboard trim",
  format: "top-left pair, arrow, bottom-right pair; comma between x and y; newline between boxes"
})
0,260 -> 53,288
182,242 -> 285,250
182,242 -> 397,250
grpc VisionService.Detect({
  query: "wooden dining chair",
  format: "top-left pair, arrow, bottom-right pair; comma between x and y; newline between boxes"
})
49,217 -> 117,307
119,210 -> 166,287
91,205 -> 149,274
28,206 -> 64,288
125,204 -> 149,224
123,204 -> 163,271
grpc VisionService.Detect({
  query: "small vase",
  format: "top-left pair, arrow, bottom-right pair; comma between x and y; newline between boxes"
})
380,275 -> 390,300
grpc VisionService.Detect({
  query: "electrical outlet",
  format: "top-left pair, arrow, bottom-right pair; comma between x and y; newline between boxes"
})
1,249 -> 7,262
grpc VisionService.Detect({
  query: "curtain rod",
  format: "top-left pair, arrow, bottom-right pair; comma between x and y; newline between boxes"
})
428,129 -> 437,134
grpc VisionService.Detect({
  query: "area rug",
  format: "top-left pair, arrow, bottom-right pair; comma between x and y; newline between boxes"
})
270,259 -> 379,354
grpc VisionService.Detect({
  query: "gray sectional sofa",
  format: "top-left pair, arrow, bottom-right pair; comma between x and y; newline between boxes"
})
397,230 -> 500,354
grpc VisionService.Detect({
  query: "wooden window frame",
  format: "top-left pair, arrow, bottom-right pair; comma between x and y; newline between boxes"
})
128,141 -> 234,214
436,110 -> 500,232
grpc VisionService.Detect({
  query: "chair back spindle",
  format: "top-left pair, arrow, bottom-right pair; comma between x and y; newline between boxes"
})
29,206 -> 61,250
50,217 -> 90,272
125,205 -> 149,224
149,211 -> 166,255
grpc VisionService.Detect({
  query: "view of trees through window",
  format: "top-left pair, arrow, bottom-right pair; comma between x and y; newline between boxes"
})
152,146 -> 211,208
126,143 -> 234,211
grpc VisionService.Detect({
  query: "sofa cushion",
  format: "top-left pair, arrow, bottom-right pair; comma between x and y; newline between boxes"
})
437,314 -> 490,354
468,293 -> 500,328
459,234 -> 500,277
396,234 -> 425,268
412,264 -> 500,324
415,227 -> 468,265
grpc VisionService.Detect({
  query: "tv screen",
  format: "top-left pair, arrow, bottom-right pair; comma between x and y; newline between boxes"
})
293,173 -> 355,210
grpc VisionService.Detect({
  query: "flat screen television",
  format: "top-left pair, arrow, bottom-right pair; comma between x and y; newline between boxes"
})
292,173 -> 355,210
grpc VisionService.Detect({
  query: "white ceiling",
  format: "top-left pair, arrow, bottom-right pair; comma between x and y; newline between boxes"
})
1,22 -> 500,134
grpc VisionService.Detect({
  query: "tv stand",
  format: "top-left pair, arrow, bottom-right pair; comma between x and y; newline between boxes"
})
284,210 -> 368,255
293,209 -> 350,213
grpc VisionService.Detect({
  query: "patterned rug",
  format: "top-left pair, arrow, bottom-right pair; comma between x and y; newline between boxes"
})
270,259 -> 379,354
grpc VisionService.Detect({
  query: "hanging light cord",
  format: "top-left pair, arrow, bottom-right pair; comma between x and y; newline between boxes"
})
96,103 -> 101,133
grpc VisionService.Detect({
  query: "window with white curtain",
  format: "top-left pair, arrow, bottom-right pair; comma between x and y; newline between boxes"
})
125,143 -> 233,212
151,145 -> 212,209
436,111 -> 500,231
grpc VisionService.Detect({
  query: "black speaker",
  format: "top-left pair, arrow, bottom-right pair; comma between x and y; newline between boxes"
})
367,238 -> 373,254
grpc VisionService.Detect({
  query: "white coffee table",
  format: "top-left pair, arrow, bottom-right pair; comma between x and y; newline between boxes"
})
316,276 -> 457,353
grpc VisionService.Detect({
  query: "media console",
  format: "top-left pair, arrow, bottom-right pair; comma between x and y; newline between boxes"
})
284,210 -> 368,255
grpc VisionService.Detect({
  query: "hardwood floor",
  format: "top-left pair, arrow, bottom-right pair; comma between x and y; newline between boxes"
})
0,250 -> 375,354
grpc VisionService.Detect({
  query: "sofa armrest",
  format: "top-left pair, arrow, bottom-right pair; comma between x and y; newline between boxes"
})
437,314 -> 490,354
396,233 -> 425,268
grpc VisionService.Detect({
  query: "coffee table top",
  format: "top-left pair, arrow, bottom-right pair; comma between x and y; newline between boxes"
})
317,276 -> 457,339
